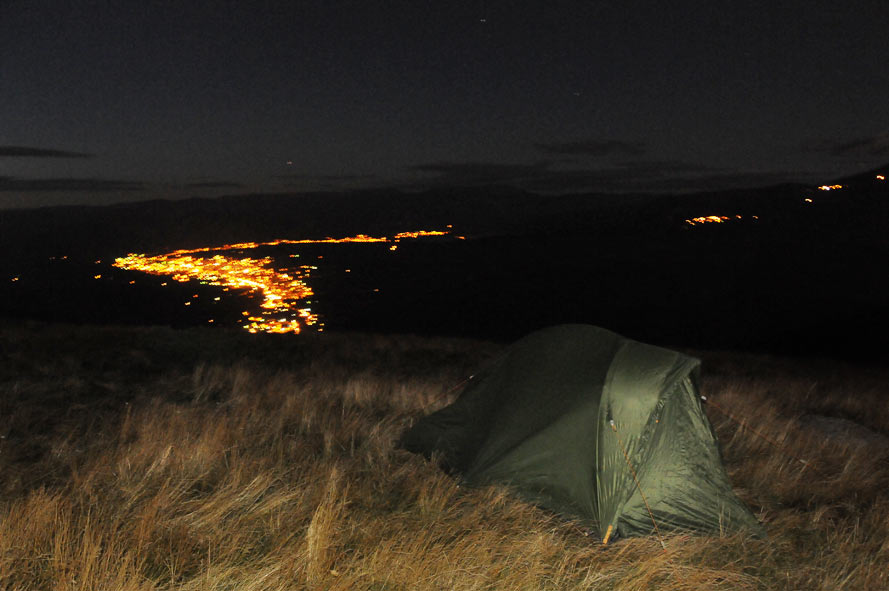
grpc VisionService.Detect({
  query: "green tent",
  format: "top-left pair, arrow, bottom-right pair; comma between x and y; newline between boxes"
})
400,325 -> 764,541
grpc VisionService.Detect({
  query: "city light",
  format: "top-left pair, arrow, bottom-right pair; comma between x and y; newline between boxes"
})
685,215 -> 748,226
817,184 -> 843,191
113,228 -> 458,334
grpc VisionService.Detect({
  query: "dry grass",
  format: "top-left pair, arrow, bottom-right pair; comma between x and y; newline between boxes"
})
1,322 -> 887,590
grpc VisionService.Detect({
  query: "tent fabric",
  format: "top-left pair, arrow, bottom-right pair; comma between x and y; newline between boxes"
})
399,324 -> 764,540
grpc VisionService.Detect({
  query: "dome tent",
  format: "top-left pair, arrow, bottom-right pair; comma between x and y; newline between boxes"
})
399,325 -> 764,541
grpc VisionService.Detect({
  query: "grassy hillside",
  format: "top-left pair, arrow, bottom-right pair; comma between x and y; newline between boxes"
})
1,322 -> 887,590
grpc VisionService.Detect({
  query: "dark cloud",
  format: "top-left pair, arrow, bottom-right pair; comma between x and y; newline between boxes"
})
605,170 -> 809,193
408,160 -> 800,193
0,146 -> 93,158
533,140 -> 647,158
275,173 -> 378,182
408,162 -> 552,185
408,160 -> 703,189
613,160 -> 715,176
528,167 -> 807,193
184,181 -> 244,189
275,173 -> 382,191
804,131 -> 889,158
0,177 -> 143,192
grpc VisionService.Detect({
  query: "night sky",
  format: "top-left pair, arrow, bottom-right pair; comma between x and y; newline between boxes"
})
3,0 -> 889,209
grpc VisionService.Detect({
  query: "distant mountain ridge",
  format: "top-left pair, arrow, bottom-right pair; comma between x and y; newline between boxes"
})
831,162 -> 889,187
2,176 -> 888,355
2,175 -> 877,261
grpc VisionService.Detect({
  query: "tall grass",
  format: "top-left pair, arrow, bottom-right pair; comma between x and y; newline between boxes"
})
1,322 -> 887,589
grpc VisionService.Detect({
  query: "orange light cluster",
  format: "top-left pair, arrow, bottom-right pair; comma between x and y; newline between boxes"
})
877,175 -> 885,181
112,228 -> 457,334
685,214 -> 755,226
113,251 -> 320,332
817,184 -> 843,191
392,230 -> 448,239
128,229 -> 459,258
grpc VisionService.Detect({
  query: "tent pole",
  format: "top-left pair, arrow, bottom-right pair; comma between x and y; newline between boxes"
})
609,419 -> 683,582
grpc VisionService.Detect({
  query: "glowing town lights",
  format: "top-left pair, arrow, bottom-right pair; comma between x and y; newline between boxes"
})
244,317 -> 303,334
113,228 -> 456,334
804,198 -> 813,203
393,230 -> 447,239
694,216 -> 728,224
93,274 -> 102,279
684,214 -> 757,226
11,277 -> 19,282
878,175 -> 885,181
817,184 -> 843,191
685,215 -> 728,225
115,251 -> 316,330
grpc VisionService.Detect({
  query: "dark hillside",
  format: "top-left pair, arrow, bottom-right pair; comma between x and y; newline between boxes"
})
2,177 -> 887,357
